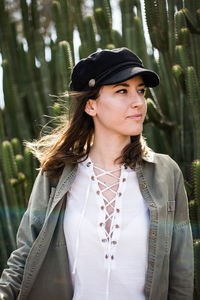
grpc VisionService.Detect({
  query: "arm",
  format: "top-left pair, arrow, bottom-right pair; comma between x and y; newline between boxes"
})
0,170 -> 51,300
168,169 -> 194,300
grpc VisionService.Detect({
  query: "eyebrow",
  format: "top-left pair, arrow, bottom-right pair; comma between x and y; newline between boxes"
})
112,82 -> 145,88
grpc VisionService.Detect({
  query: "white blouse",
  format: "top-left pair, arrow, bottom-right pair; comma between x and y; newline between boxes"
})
63,157 -> 150,300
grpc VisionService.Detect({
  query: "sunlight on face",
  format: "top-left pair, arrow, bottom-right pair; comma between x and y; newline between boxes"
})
85,75 -> 147,139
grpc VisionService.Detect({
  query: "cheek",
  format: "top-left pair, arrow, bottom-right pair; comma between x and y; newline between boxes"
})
144,102 -> 147,114
98,97 -> 123,117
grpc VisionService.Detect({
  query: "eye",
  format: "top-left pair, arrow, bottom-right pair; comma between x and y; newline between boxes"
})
138,88 -> 146,95
116,89 -> 128,94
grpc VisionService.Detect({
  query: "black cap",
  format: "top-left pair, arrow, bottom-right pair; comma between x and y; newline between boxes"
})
70,47 -> 159,91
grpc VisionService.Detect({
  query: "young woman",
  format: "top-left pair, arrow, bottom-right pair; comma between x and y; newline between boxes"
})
0,47 -> 194,300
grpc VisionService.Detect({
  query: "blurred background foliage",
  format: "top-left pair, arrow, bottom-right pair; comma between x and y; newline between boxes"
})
0,0 -> 200,297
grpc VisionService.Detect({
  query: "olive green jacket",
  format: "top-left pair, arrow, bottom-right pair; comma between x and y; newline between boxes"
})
0,152 -> 194,300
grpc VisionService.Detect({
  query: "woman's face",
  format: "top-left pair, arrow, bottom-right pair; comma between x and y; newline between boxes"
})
85,75 -> 147,138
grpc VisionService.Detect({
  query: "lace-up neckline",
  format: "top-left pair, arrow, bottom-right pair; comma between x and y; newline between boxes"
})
92,163 -> 122,237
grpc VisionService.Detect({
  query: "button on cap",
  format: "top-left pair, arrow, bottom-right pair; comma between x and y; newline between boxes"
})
88,78 -> 95,87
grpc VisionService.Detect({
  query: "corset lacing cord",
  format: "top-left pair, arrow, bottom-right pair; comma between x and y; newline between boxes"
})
93,164 -> 122,300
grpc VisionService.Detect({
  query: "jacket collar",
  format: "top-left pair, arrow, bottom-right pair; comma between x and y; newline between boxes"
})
53,163 -> 78,204
141,149 -> 155,163
53,149 -> 155,206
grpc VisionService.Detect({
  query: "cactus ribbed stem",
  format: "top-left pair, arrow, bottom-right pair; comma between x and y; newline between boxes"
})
175,45 -> 191,69
182,8 -> 200,33
58,41 -> 73,93
119,0 -> 134,51
144,0 -> 169,52
189,200 -> 199,240
192,160 -> 200,227
52,1 -> 63,43
0,171 -> 16,250
24,147 -> 37,203
2,60 -> 20,139
185,67 -> 200,158
194,240 -> 200,298
16,155 -> 24,173
132,16 -> 148,67
172,64 -> 185,92
11,138 -> 22,155
0,109 -> 6,142
73,0 -> 88,57
94,7 -> 113,48
85,15 -> 97,54
1,141 -> 20,229
60,0 -> 74,62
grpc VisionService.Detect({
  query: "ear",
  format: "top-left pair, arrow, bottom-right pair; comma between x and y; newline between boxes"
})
85,99 -> 97,116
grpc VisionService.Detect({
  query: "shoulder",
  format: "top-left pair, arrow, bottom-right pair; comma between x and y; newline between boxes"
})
142,151 -> 183,189
153,152 -> 181,172
144,150 -> 181,173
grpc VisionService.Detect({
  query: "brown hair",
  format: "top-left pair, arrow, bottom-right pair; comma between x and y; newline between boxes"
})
25,87 -> 148,179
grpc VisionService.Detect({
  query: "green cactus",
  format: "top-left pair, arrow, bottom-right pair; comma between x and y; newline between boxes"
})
52,1 -> 63,43
144,0 -> 169,52
194,240 -> 200,298
85,15 -> 97,54
24,147 -> 37,203
73,0 -> 88,57
185,67 -> 200,159
0,109 -> 6,142
2,60 -> 21,139
58,41 -> 73,93
0,170 -> 16,250
15,155 -> 24,173
119,0 -> 135,51
0,220 -> 8,271
94,7 -> 113,48
192,160 -> 200,218
11,138 -> 22,156
1,141 -> 20,230
189,200 -> 199,240
60,0 -> 74,62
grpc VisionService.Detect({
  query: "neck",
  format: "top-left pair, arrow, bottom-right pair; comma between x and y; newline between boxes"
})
89,132 -> 130,170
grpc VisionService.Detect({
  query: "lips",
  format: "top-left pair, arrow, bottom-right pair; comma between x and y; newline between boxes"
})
127,114 -> 143,120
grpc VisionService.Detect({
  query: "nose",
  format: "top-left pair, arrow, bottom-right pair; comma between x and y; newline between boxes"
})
130,91 -> 145,108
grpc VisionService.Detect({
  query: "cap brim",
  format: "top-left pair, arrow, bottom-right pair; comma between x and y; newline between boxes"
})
100,66 -> 159,87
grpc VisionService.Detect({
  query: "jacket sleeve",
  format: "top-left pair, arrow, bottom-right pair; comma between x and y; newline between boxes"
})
168,168 -> 194,300
0,170 -> 51,300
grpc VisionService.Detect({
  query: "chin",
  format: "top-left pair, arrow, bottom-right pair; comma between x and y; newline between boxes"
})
128,127 -> 143,136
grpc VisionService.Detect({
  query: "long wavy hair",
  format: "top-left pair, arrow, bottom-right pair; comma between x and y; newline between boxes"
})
25,86 -> 148,178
